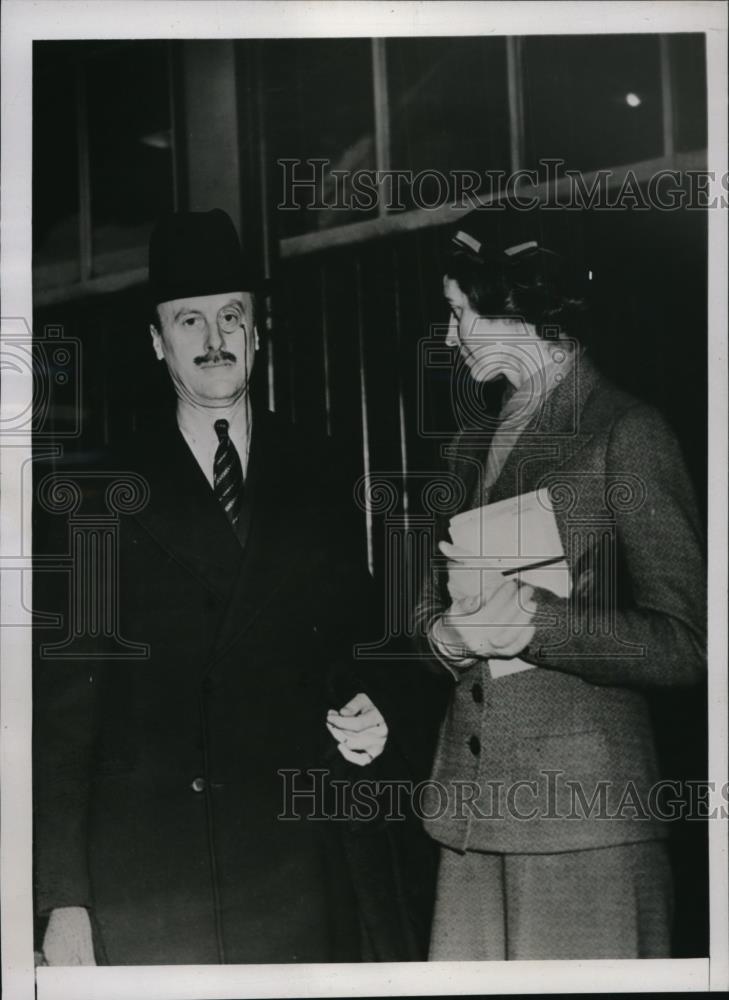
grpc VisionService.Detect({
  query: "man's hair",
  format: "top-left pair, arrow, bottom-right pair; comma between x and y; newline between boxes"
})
444,247 -> 588,340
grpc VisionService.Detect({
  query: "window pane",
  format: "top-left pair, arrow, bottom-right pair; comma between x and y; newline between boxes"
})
33,42 -> 80,279
85,41 -> 173,274
522,34 -> 664,174
386,36 -> 510,211
264,39 -> 376,239
671,34 -> 707,152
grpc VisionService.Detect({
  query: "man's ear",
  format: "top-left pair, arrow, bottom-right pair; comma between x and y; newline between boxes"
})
150,324 -> 165,361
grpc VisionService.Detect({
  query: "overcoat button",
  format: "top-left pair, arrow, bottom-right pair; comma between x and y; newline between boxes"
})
191,777 -> 206,792
468,735 -> 481,756
471,682 -> 483,704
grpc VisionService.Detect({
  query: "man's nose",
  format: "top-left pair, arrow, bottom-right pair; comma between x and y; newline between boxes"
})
445,314 -> 459,348
205,319 -> 225,351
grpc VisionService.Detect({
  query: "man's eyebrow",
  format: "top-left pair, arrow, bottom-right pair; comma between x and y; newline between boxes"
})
172,298 -> 248,321
173,306 -> 202,321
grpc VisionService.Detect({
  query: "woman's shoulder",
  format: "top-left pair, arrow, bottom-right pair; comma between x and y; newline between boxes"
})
580,356 -> 664,433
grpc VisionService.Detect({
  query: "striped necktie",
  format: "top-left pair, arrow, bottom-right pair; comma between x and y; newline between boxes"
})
213,419 -> 244,527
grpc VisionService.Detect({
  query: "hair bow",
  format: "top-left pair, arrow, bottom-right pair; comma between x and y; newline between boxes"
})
451,230 -> 562,281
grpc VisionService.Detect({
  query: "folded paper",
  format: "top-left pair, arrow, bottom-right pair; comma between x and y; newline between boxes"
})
445,489 -> 571,678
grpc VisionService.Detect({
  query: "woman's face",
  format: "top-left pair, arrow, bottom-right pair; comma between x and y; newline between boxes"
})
443,276 -> 540,386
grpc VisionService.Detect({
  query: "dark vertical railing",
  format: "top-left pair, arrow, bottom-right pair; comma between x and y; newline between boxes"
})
320,266 -> 332,437
252,41 -> 277,414
506,36 -> 526,173
354,258 -> 374,575
392,246 -> 410,530
287,334 -> 297,425
167,42 -> 181,211
75,61 -> 92,283
371,38 -> 391,218
659,35 -> 675,160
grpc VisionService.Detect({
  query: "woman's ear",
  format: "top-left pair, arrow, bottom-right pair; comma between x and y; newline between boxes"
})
254,327 -> 260,352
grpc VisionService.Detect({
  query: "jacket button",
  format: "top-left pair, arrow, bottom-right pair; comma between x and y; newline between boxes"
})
471,682 -> 483,704
191,776 -> 206,793
468,735 -> 481,756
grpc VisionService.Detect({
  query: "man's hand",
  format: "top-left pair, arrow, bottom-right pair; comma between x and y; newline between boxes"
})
42,907 -> 96,966
327,692 -> 388,766
441,577 -> 536,659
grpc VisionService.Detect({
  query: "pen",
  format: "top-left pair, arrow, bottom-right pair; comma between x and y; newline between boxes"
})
501,555 -> 564,577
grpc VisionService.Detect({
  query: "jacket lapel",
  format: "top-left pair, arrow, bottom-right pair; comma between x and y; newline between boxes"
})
130,420 -> 243,598
487,351 -> 604,504
123,412 -> 302,675
202,414 -> 305,674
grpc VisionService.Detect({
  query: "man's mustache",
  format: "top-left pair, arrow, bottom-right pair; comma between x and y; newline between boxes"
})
194,349 -> 237,366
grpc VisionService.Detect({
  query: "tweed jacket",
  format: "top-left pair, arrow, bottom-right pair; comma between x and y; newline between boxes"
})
415,352 -> 706,855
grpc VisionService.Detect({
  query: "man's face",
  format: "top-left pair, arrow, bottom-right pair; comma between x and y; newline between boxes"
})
151,291 -> 257,407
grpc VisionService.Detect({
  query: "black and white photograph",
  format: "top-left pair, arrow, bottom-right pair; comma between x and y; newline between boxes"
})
1,2 -> 727,998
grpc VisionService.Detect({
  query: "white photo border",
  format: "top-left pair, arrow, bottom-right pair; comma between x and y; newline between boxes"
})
2,2 -> 726,998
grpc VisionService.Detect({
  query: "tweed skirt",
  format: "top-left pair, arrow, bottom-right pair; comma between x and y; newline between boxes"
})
429,839 -> 673,960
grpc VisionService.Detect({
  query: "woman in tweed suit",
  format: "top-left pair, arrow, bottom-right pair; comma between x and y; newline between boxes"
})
413,211 -> 706,960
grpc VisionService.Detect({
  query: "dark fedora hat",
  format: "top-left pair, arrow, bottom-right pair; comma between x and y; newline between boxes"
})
148,208 -> 259,306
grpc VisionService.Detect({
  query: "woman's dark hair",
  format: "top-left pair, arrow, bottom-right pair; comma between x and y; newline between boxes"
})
444,244 -> 589,341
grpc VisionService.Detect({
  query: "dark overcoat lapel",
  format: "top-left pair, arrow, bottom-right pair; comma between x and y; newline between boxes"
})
203,417 -> 309,678
130,417 -> 243,600
129,413 -> 302,669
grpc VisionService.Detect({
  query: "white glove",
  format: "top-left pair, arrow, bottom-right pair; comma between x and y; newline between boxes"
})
42,906 -> 96,966
327,692 -> 388,766
439,540 -> 506,604
441,578 -> 537,659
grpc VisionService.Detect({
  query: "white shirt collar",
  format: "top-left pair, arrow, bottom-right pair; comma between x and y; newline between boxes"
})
176,398 -> 252,488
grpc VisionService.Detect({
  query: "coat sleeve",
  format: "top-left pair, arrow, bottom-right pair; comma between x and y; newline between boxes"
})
33,496 -> 104,918
33,604 -> 99,916
524,403 -> 706,687
321,495 -> 450,784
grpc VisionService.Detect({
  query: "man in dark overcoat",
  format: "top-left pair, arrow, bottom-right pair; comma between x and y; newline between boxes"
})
33,209 -> 427,965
